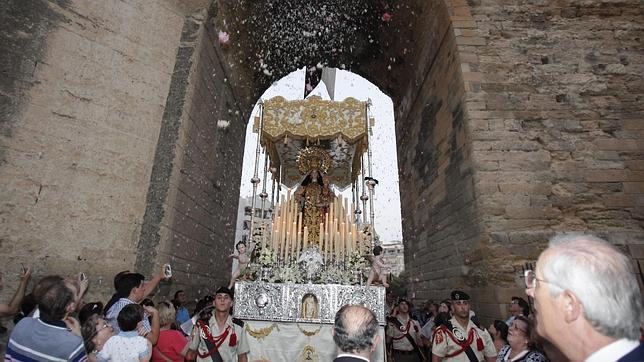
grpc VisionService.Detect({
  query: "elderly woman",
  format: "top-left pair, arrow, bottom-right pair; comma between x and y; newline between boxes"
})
151,301 -> 189,362
81,314 -> 115,361
496,316 -> 547,362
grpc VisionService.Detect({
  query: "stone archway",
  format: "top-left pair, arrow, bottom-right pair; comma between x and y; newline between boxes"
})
1,0 -> 642,328
133,0 -> 487,302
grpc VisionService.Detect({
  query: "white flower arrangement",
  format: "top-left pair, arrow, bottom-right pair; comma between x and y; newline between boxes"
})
257,246 -> 277,267
278,266 -> 303,283
297,247 -> 324,281
347,251 -> 367,270
319,266 -> 345,284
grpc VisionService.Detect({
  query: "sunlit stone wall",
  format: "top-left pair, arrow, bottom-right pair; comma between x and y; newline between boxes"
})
0,0 -> 186,353
461,0 -> 644,320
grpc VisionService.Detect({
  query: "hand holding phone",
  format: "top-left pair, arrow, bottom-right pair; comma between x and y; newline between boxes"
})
163,264 -> 172,278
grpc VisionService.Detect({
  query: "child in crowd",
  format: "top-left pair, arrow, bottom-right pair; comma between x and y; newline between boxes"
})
97,303 -> 152,362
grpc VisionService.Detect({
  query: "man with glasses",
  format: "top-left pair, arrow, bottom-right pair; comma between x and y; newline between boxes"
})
525,233 -> 643,362
505,296 -> 529,326
431,291 -> 496,362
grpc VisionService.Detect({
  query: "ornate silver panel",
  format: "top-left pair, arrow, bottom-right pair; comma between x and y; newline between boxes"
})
234,281 -> 386,325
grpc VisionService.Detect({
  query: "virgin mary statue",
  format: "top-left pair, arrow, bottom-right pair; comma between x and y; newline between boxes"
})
294,147 -> 334,246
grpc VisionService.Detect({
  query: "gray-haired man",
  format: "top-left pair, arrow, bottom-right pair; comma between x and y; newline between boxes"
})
333,304 -> 381,362
526,234 -> 643,362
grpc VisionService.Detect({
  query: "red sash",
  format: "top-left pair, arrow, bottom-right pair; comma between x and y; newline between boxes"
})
196,320 -> 237,358
435,325 -> 484,358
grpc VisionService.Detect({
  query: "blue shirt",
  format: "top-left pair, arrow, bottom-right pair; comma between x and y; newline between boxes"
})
175,306 -> 190,325
5,317 -> 87,362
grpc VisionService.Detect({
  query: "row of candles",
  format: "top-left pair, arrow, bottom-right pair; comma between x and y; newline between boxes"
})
264,189 -> 362,263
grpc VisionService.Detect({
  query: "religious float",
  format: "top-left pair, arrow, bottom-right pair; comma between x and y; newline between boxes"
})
233,94 -> 387,361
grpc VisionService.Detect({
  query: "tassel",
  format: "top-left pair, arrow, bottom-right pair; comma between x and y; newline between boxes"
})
476,334 -> 484,351
229,330 -> 237,346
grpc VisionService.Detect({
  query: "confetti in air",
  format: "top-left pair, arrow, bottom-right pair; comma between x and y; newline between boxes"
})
218,31 -> 230,45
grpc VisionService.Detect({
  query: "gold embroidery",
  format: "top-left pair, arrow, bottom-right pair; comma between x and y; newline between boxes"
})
298,345 -> 319,362
245,323 -> 279,341
296,323 -> 323,337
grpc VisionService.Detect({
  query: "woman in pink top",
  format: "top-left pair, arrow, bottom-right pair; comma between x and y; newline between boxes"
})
152,301 -> 189,362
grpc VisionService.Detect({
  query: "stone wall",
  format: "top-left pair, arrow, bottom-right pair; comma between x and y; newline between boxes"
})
0,0 -> 185,298
135,5 -> 247,297
0,0 -> 187,353
395,0 -> 483,302
460,0 -> 644,320
1,0 -> 642,339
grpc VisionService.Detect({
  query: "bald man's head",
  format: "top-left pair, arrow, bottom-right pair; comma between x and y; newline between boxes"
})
333,304 -> 379,355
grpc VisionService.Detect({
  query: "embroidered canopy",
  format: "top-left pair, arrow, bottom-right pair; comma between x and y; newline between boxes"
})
254,95 -> 373,190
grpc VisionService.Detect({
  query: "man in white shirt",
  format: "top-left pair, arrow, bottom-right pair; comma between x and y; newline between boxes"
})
526,234 -> 643,362
333,304 -> 381,362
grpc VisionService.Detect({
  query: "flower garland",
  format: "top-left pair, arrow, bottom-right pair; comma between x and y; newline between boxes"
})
245,323 -> 280,341
296,323 -> 322,337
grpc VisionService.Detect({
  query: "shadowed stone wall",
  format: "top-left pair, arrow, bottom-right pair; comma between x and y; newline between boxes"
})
395,0 -> 482,303
135,5 -> 247,297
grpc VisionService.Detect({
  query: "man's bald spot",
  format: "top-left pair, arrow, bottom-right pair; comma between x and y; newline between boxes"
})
341,305 -> 376,335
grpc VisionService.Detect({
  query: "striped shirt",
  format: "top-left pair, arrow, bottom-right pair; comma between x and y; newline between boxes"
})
5,317 -> 87,362
105,298 -> 151,334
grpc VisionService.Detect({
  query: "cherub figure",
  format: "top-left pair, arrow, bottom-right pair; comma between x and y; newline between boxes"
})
366,245 -> 389,287
228,241 -> 250,288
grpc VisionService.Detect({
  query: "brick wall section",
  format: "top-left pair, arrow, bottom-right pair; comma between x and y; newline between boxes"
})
0,0 -> 184,353
396,0 -> 484,302
458,0 -> 644,321
136,6 -> 246,297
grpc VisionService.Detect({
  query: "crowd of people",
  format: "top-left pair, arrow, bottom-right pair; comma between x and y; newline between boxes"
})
0,233 -> 642,362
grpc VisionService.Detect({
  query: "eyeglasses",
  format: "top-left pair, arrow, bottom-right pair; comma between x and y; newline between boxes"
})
524,269 -> 565,290
524,270 -> 550,289
509,322 -> 528,334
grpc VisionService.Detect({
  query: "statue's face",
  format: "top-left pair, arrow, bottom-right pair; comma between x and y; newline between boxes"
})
310,170 -> 319,180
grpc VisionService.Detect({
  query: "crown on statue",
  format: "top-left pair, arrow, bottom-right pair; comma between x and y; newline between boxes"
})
297,147 -> 332,175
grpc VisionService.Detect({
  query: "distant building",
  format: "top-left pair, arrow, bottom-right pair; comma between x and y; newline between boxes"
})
382,241 -> 404,276
234,196 -> 273,245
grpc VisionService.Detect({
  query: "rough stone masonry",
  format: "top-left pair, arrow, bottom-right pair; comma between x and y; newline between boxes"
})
0,1 -> 642,351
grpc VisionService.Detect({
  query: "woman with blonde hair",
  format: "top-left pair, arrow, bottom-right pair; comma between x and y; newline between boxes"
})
151,301 -> 189,362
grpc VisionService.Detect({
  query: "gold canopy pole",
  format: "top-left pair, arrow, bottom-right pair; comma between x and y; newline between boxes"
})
365,99 -> 376,247
249,100 -> 264,247
360,155 -> 368,225
259,150 -> 270,248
